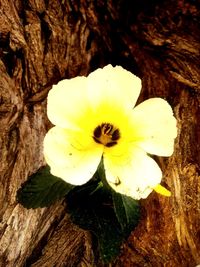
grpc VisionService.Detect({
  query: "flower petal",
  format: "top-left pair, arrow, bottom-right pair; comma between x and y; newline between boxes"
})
87,65 -> 141,110
103,143 -> 162,199
43,126 -> 103,185
153,184 -> 171,197
47,76 -> 92,130
131,98 -> 177,156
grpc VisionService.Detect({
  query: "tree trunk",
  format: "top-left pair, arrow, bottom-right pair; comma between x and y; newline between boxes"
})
0,0 -> 199,266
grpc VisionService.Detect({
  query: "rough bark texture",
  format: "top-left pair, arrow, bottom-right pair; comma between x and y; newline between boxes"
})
0,0 -> 200,266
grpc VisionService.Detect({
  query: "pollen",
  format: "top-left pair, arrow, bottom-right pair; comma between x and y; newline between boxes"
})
93,123 -> 120,147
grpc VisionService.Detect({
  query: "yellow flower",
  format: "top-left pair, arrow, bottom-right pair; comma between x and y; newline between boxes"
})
43,65 -> 177,200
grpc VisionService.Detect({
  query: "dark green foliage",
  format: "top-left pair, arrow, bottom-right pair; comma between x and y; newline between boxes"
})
17,164 -> 140,263
66,169 -> 140,263
112,191 -> 140,235
17,166 -> 74,208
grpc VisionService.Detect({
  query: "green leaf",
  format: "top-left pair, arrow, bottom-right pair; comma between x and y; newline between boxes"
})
17,166 -> 74,209
66,181 -> 123,263
65,159 -> 140,263
112,191 -> 140,235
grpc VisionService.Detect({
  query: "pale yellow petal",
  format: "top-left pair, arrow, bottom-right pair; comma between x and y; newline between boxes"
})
103,143 -> 162,199
87,65 -> 141,110
130,98 -> 177,156
47,76 -> 93,130
43,126 -> 103,185
153,184 -> 171,197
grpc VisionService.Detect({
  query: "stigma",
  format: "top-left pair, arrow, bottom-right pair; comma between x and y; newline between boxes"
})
93,123 -> 120,147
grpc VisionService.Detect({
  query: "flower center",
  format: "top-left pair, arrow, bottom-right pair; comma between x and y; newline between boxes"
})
93,123 -> 120,147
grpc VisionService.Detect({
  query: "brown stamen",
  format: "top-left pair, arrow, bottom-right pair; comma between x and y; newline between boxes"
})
93,123 -> 120,147
102,124 -> 113,135
111,129 -> 120,141
105,141 -> 117,147
93,125 -> 102,138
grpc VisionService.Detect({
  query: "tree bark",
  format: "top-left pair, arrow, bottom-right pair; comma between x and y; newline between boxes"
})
0,0 -> 199,266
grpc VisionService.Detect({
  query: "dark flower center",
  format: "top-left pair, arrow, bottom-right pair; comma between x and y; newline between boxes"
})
93,123 -> 120,147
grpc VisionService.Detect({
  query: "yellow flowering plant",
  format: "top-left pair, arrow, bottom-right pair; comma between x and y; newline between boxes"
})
17,65 -> 177,262
44,64 -> 176,199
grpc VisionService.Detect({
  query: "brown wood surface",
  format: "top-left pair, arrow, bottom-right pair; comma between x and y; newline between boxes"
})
0,0 -> 200,266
